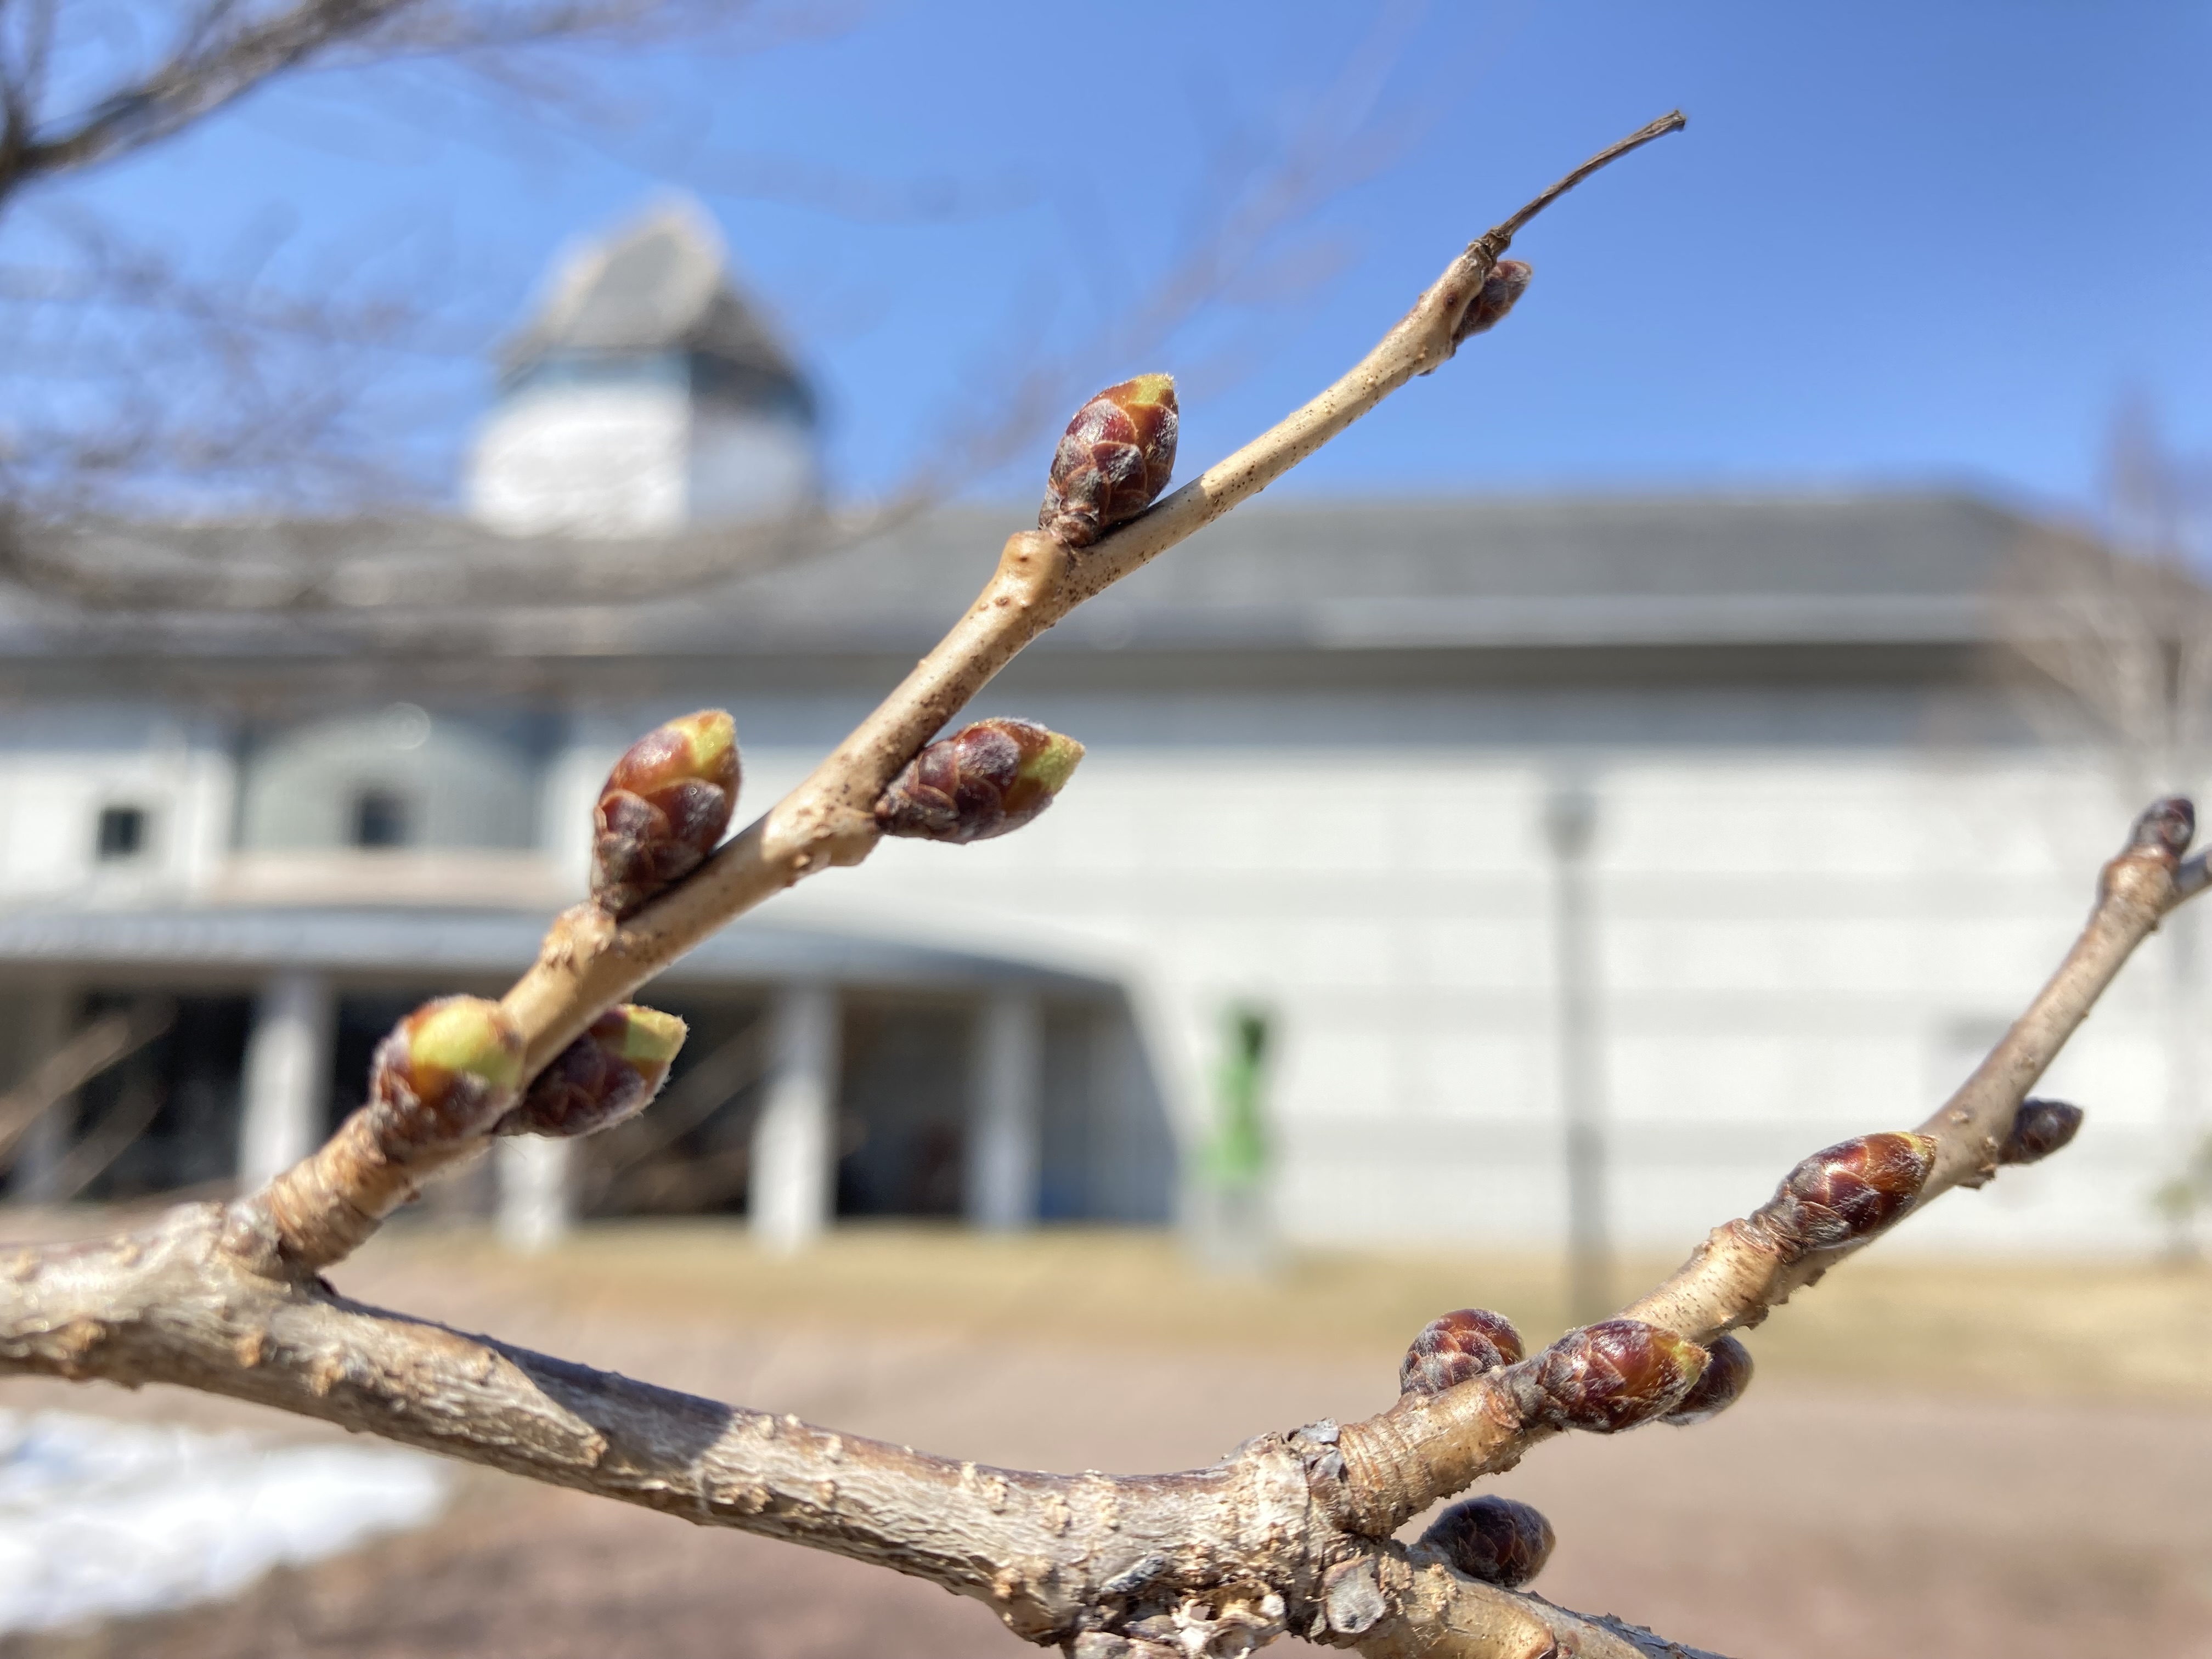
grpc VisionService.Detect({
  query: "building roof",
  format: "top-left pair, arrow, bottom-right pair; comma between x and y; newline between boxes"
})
0,905 -> 1118,995
0,491 -> 2079,675
496,200 -> 806,403
726,492 -> 2044,655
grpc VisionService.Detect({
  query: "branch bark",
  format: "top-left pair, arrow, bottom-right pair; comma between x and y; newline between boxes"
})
3,112 -> 2151,1659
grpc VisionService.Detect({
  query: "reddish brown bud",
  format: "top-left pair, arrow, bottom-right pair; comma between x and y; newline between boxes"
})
497,1005 -> 687,1139
1998,1098 -> 2083,1166
874,718 -> 1085,844
1400,1308 -> 1525,1396
1531,1319 -> 1705,1434
592,710 -> 740,917
368,997 -> 524,1152
1417,1496 -> 1555,1588
1662,1333 -> 1753,1426
1762,1131 -> 1937,1254
1453,258 -> 1532,343
1038,373 -> 1177,548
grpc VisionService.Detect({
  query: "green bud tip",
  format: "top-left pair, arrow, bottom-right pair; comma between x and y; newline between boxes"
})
1116,373 -> 1175,412
405,998 -> 524,1093
1018,731 -> 1085,795
668,709 -> 737,780
597,1004 -> 688,1066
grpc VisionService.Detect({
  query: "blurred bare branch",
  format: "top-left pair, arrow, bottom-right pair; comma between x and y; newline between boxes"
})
0,999 -> 174,1169
2000,403 -> 2212,801
0,0 -> 792,202
0,4 -> 1437,614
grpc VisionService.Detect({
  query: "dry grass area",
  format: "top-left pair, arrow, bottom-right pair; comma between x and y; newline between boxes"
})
2,1215 -> 2209,1659
365,1218 -> 2212,1403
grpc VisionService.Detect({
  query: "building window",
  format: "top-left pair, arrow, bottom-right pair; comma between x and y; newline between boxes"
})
95,805 -> 149,862
352,790 -> 414,849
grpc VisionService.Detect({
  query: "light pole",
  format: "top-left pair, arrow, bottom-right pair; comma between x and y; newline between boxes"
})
1544,781 -> 1610,1324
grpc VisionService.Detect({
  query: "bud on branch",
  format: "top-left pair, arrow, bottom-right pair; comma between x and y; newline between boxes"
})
1038,374 -> 1178,549
874,718 -> 1085,844
2128,795 -> 2195,860
1998,1098 -> 2083,1166
1661,1332 -> 1752,1426
1530,1319 -> 1706,1434
497,1005 -> 687,1139
1400,1308 -> 1525,1396
1452,258 -> 1532,344
368,996 -> 526,1152
593,711 -> 741,918
1416,1495 -> 1555,1589
1756,1131 -> 1937,1258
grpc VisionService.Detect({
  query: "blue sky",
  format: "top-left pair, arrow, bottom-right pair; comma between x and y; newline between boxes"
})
16,0 -> 2211,520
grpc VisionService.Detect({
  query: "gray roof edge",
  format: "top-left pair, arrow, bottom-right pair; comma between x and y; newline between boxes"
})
0,907 -> 1120,996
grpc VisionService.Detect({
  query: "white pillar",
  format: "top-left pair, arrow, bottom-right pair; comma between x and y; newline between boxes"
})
7,986 -> 77,1203
238,970 -> 334,1189
967,988 -> 1042,1231
750,983 -> 839,1253
496,1137 -> 574,1252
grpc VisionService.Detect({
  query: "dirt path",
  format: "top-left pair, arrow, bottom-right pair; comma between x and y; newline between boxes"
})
3,1230 -> 2208,1659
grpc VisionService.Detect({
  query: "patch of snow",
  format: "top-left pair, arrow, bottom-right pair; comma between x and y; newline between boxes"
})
0,1408 -> 450,1633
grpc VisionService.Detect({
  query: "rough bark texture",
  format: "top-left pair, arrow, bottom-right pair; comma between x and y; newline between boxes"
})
0,114 -> 2168,1659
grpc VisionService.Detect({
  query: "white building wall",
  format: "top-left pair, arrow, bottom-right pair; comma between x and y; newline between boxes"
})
469,385 -> 691,537
665,684 -> 2187,1260
687,409 -> 817,524
468,391 -> 816,537
0,707 -> 235,905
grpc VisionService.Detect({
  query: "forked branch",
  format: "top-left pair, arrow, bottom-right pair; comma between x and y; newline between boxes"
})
0,111 -> 2155,1659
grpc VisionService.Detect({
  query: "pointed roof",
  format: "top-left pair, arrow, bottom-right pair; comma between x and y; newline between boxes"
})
499,198 -> 808,405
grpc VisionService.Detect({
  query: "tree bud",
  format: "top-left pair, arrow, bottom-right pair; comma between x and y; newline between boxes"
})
1662,1333 -> 1753,1426
874,718 -> 1085,844
1530,1319 -> 1705,1434
1038,374 -> 1178,548
1417,1496 -> 1554,1589
1999,1098 -> 2083,1166
497,1005 -> 687,1139
1453,258 -> 1532,343
368,997 -> 524,1151
1399,1308 -> 1525,1396
1762,1131 -> 1937,1253
592,710 -> 741,917
2128,795 -> 2194,859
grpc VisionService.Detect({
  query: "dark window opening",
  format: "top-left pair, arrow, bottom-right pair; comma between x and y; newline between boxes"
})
95,805 -> 148,861
570,1000 -> 766,1218
835,1002 -> 968,1218
352,789 -> 413,849
75,993 -> 253,1201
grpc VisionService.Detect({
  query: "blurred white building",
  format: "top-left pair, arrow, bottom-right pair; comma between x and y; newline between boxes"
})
0,202 -> 2190,1259
467,201 -> 818,536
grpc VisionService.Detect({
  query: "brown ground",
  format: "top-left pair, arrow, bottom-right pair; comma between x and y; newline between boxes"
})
4,1220 -> 2210,1659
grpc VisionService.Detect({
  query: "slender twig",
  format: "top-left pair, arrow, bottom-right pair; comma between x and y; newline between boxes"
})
1319,799 -> 2202,1540
1487,109 -> 1685,246
492,114 -> 1689,1087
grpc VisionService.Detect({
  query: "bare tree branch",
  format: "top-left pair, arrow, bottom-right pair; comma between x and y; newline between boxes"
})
1318,798 -> 2190,1539
0,808 -> 2155,1659
0,0 -> 771,201
491,109 -> 1689,1088
4,112 -> 2145,1659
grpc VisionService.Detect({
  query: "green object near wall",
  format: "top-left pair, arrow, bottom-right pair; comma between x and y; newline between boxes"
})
1203,1006 -> 1271,1190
